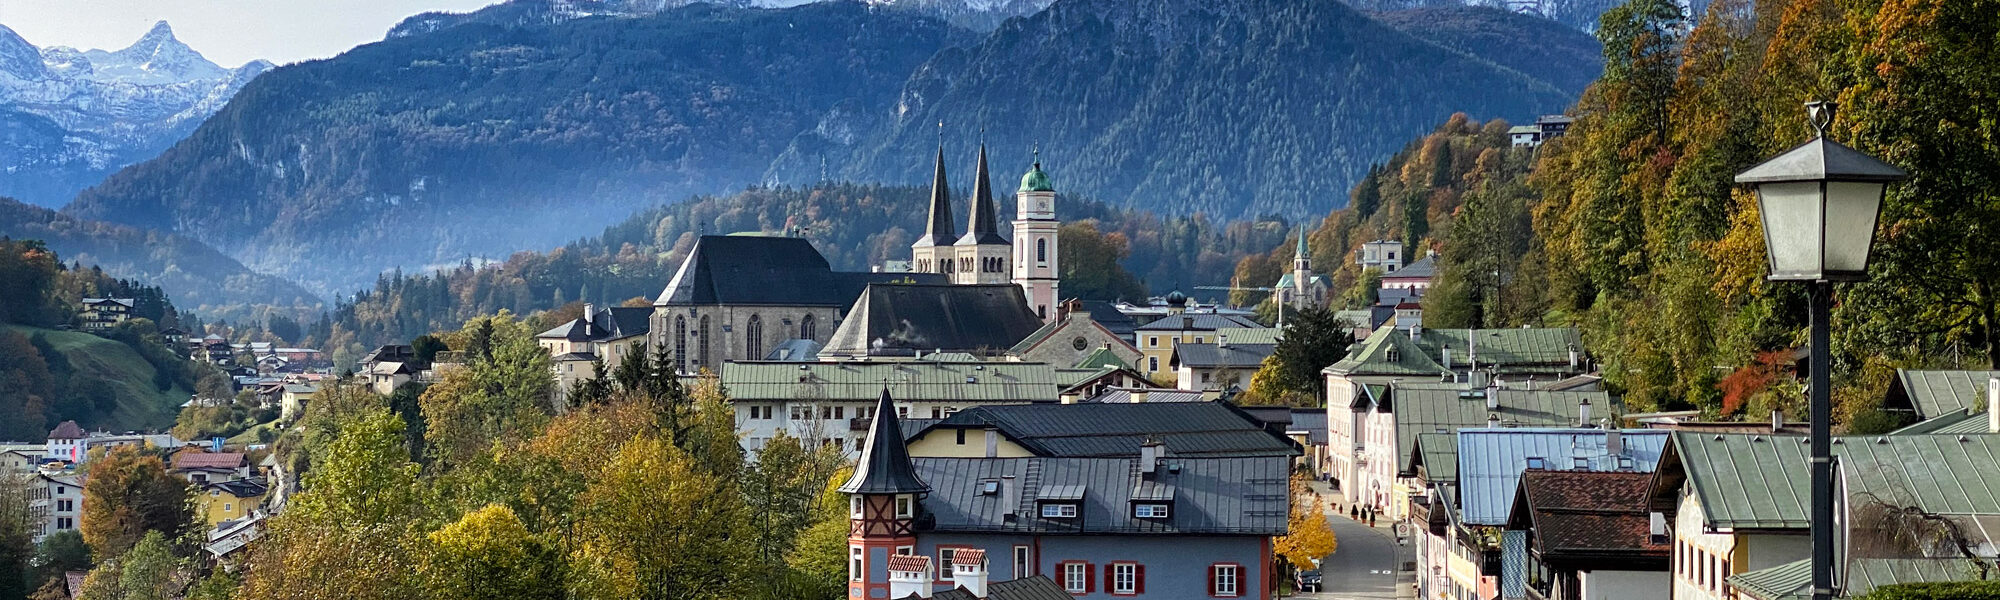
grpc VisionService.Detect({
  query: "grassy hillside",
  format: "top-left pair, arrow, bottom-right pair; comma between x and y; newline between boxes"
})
1,324 -> 191,433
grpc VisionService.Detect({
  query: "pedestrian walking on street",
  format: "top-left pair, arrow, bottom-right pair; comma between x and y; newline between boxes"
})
1350,506 -> 1359,520
1369,511 -> 1377,527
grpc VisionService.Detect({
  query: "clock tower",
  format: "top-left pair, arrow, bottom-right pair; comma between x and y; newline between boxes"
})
1012,153 -> 1060,323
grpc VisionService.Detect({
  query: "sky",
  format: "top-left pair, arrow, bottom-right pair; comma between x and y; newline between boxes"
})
0,0 -> 503,67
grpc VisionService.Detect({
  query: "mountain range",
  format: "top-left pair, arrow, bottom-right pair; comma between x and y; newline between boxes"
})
0,21 -> 271,207
387,0 -> 1055,36
62,0 -> 1601,298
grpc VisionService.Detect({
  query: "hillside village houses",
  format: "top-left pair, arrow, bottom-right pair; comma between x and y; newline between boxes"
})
77,297 -> 133,330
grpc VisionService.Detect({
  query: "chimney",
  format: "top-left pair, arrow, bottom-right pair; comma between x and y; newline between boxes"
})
1131,390 -> 1148,404
1773,409 -> 1785,434
953,549 -> 989,599
1989,377 -> 1999,434
1441,344 -> 1452,370
1577,399 -> 1592,427
1060,392 -> 1079,405
1140,440 -> 1163,476
1001,476 -> 1019,516
984,429 -> 999,458
1487,413 -> 1500,429
888,555 -> 934,599
1485,386 -> 1499,411
1605,422 -> 1622,458
1218,332 -> 1230,348
582,303 -> 596,335
1649,512 -> 1668,544
1568,343 -> 1581,370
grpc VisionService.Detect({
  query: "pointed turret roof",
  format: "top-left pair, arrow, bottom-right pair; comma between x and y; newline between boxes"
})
959,143 -> 1007,245
840,390 -> 930,495
1295,227 -> 1310,260
915,145 -> 956,247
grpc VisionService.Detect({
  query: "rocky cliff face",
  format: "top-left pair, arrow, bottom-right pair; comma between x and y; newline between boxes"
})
0,22 -> 270,207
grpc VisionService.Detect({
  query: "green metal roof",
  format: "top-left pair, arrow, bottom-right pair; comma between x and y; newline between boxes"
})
1669,432 -> 2000,531
1019,161 -> 1054,192
1053,366 -> 1119,388
719,361 -> 1063,403
1891,370 -> 2000,419
1071,347 -> 1132,370
1389,387 -> 1609,472
1730,558 -> 1991,600
1413,432 -> 1459,484
1892,408 -> 1990,435
1212,327 -> 1279,345
1326,324 -> 1582,377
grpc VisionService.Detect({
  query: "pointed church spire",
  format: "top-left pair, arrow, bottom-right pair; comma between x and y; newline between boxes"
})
1295,226 -> 1310,260
917,135 -> 956,247
840,390 -> 929,495
960,141 -> 1004,245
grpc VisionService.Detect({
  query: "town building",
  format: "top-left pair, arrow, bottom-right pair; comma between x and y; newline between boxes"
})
279,383 -> 318,422
1508,115 -> 1576,148
1008,303 -> 1142,369
844,391 -> 1290,600
719,359 -> 1065,455
901,402 -> 1300,460
198,478 -> 268,527
1357,239 -> 1406,273
1381,252 -> 1438,295
1132,301 -> 1263,382
1504,470 -> 1670,600
910,143 -> 1064,323
1346,383 -> 1607,520
1168,341 -> 1274,394
821,283 -> 1046,360
536,303 -> 652,397
45,421 -> 86,463
78,297 -> 133,330
170,450 -> 250,484
1013,155 -> 1061,324
34,473 -> 82,542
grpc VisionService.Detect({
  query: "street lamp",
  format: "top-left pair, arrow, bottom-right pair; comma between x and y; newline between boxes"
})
1734,100 -> 1905,600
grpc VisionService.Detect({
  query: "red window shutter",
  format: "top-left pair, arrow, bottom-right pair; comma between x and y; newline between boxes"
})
1137,564 -> 1147,594
1086,562 -> 1095,594
1208,564 -> 1218,597
1104,564 -> 1115,594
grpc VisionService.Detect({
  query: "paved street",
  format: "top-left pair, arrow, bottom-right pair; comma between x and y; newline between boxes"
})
1284,484 -> 1415,600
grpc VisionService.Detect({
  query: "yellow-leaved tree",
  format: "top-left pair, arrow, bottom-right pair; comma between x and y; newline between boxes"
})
1274,473 -> 1337,571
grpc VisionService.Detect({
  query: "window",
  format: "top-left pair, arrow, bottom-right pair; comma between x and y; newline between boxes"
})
1041,503 -> 1078,518
940,548 -> 959,582
223,503 -> 233,512
672,316 -> 688,372
1133,504 -> 1170,519
956,429 -> 967,445
850,496 -> 863,518
745,314 -> 764,359
1110,563 -> 1142,595
56,499 -> 72,512
792,405 -> 813,421
895,495 -> 913,518
57,518 -> 72,530
1014,546 -> 1031,579
1148,336 -> 1159,348
898,406 -> 910,419
1037,239 -> 1048,264
1062,562 -> 1091,593
698,316 -> 711,367
801,314 -> 816,340
1211,564 -> 1241,597
850,546 -> 864,582
1149,357 -> 1159,372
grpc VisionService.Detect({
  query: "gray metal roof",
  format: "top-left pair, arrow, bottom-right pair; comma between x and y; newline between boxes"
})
1389,387 -> 1611,473
1081,389 -> 1207,404
1170,343 -> 1276,369
912,454 -> 1290,535
654,235 -> 945,307
719,361 -> 1062,403
1412,432 -> 1459,484
822,283 -> 1045,358
911,402 -> 1300,458
931,576 -> 1074,600
841,390 -> 930,495
1133,314 -> 1264,332
1455,428 -> 1667,526
535,306 -> 651,342
1288,409 -> 1328,446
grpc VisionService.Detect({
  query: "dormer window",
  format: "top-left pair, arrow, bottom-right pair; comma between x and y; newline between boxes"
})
1040,503 -> 1079,518
1133,503 -> 1170,519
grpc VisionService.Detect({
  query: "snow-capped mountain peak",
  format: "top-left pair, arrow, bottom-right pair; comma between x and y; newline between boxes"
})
80,20 -> 228,85
0,24 -> 51,82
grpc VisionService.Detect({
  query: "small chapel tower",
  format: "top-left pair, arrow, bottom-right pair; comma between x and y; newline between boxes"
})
912,144 -> 957,277
1012,151 -> 1060,323
842,390 -> 929,600
955,143 -> 1012,285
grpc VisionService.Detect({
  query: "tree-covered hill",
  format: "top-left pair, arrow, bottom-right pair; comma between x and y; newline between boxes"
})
0,197 -> 321,319
66,2 -> 970,295
786,0 -> 1594,220
1370,5 -> 1605,94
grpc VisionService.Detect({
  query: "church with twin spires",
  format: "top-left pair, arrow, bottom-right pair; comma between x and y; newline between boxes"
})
910,142 -> 1062,324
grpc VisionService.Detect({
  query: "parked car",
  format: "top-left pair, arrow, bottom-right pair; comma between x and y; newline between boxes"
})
1295,569 -> 1323,593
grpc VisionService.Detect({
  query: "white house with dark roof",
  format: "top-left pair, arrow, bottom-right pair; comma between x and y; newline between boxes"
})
78,297 -> 133,330
1169,341 -> 1274,394
535,303 -> 652,399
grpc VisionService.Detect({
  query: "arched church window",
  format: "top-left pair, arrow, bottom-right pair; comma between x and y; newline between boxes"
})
674,316 -> 687,373
801,314 -> 817,340
698,316 -> 711,369
1037,239 -> 1048,264
746,314 -> 764,359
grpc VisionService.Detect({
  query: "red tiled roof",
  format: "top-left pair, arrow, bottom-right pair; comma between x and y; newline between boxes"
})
887,554 -> 931,573
952,548 -> 986,566
172,451 -> 246,470
1516,470 -> 1667,557
48,421 -> 85,439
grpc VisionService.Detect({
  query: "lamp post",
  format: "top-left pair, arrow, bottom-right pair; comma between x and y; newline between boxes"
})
1734,101 -> 1906,600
